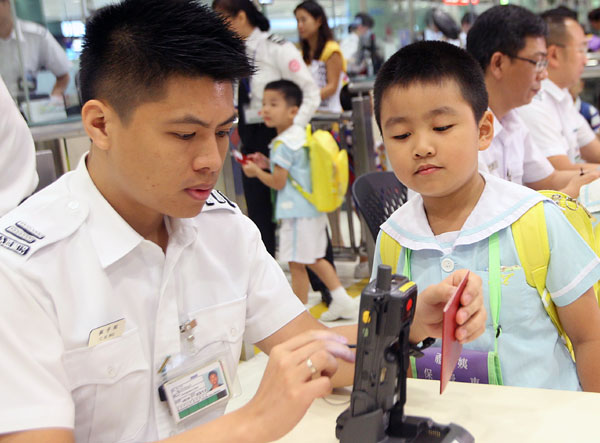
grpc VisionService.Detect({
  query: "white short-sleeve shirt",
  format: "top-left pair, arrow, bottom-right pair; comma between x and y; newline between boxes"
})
0,19 -> 71,98
517,79 -> 596,163
479,108 -> 554,185
0,75 -> 38,215
375,174 -> 600,390
0,158 -> 305,441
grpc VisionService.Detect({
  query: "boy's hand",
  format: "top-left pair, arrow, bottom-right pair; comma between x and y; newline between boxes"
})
242,161 -> 261,178
410,269 -> 486,344
247,152 -> 270,170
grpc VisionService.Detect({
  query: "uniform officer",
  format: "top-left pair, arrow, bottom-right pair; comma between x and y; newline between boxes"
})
0,0 -> 71,100
0,1 -> 486,442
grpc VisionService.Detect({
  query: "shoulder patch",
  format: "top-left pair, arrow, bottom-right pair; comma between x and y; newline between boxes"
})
0,194 -> 88,260
202,190 -> 239,213
267,33 -> 286,45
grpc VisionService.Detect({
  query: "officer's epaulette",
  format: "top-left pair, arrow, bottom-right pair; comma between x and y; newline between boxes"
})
202,190 -> 239,213
267,33 -> 286,45
0,194 -> 88,260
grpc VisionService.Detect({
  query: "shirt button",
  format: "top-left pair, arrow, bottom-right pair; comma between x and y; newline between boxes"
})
230,327 -> 237,336
67,200 -> 80,210
107,366 -> 116,377
441,258 -> 455,273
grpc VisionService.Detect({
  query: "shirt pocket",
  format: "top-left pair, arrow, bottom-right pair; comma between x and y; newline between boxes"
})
187,296 -> 247,377
62,329 -> 150,443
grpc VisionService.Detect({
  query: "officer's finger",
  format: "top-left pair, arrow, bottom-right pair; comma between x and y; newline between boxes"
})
275,329 -> 349,354
298,347 -> 340,380
290,337 -> 356,367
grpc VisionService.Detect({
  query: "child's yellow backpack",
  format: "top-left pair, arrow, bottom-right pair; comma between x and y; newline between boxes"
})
380,190 -> 600,362
287,126 -> 349,213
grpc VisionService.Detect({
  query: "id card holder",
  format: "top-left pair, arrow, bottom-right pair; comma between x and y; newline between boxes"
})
159,360 -> 231,424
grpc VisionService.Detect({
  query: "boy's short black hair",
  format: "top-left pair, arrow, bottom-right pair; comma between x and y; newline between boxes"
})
264,80 -> 303,108
79,0 -> 253,123
373,41 -> 488,130
467,5 -> 547,72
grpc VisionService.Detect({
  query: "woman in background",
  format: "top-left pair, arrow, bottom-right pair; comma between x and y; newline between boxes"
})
295,0 -> 347,114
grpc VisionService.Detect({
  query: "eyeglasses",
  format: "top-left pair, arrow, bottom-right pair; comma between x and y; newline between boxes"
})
510,55 -> 549,73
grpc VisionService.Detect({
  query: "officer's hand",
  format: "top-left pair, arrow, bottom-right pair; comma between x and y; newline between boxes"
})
410,269 -> 486,345
241,330 -> 355,441
241,161 -> 261,178
561,169 -> 600,198
246,152 -> 269,170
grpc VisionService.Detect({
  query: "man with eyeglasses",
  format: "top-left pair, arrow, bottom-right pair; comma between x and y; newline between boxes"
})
518,8 -> 600,172
467,5 -> 596,197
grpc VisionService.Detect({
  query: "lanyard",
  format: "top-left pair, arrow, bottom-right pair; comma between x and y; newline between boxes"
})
403,232 -> 501,352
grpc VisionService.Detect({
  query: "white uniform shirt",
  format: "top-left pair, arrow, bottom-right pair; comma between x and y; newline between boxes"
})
0,19 -> 71,98
375,174 -> 600,390
244,28 -> 319,127
479,108 -> 553,185
517,79 -> 596,163
0,158 -> 305,441
0,76 -> 38,215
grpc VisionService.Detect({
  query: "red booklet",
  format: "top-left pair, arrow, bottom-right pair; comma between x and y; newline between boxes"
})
440,271 -> 469,394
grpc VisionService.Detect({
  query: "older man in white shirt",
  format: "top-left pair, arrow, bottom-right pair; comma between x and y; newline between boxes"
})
467,5 -> 597,198
518,9 -> 600,171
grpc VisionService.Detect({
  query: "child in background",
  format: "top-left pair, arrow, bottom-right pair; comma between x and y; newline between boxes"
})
242,79 -> 356,321
372,41 -> 600,391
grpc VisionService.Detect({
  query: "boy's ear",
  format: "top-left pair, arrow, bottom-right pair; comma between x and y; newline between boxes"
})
477,110 -> 494,152
289,105 -> 299,119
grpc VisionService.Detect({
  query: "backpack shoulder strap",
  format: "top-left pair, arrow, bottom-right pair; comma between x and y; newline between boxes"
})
511,201 -> 575,361
511,201 -> 549,295
379,231 -> 402,275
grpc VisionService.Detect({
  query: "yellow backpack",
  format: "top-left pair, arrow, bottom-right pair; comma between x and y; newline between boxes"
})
282,125 -> 349,213
380,190 -> 600,362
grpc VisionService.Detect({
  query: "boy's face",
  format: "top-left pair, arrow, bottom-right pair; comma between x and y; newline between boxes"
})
261,89 -> 297,132
380,80 -> 492,200
86,75 -> 236,221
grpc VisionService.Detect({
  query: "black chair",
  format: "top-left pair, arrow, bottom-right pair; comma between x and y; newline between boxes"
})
352,171 -> 408,241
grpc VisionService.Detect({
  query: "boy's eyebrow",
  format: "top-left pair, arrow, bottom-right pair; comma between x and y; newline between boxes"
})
426,106 -> 458,118
165,113 -> 238,127
384,106 -> 458,129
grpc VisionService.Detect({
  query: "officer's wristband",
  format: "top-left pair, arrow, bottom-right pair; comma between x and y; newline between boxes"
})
408,337 -> 435,358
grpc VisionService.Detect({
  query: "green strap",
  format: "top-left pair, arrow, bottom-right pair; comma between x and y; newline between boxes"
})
488,232 -> 501,354
403,232 -> 501,352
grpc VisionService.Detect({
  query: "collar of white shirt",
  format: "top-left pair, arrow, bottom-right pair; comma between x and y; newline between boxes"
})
245,27 -> 263,54
69,156 -> 197,268
381,173 -> 546,254
541,78 -> 569,104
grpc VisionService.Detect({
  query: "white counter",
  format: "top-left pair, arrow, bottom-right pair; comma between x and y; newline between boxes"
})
228,352 -> 600,442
